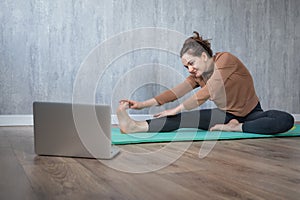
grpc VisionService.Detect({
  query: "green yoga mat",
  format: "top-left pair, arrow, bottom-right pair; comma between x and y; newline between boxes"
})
111,124 -> 300,145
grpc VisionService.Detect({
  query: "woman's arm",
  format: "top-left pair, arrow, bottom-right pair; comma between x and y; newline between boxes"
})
153,103 -> 185,118
124,76 -> 198,110
154,86 -> 210,118
182,85 -> 210,110
154,76 -> 198,105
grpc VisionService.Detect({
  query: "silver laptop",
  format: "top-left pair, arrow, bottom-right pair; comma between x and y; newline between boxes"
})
33,102 -> 120,159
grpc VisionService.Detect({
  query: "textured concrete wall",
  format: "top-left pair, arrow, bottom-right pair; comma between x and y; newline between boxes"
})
0,0 -> 299,114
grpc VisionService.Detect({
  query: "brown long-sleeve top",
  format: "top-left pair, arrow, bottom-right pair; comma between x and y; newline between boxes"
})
154,52 -> 259,117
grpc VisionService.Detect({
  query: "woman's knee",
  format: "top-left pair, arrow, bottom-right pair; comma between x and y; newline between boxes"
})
267,110 -> 294,133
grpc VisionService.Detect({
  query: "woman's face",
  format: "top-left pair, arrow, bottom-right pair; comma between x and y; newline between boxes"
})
181,52 -> 212,78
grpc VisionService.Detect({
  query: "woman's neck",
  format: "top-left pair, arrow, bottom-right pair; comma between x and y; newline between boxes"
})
207,57 -> 215,72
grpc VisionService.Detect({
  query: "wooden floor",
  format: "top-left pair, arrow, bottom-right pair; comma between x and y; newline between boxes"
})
1,126 -> 300,200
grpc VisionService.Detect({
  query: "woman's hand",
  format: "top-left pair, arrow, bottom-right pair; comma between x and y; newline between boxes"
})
120,98 -> 159,110
153,104 -> 185,118
119,99 -> 144,110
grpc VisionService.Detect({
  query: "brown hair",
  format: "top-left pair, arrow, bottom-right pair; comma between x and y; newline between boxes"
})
180,31 -> 213,58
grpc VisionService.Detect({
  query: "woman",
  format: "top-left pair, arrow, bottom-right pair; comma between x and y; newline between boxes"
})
117,31 -> 294,134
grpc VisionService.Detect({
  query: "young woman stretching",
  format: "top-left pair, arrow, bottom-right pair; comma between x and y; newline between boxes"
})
117,31 -> 294,134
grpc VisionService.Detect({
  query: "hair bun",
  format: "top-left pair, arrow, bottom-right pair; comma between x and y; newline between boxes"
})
192,31 -> 200,39
180,31 -> 213,57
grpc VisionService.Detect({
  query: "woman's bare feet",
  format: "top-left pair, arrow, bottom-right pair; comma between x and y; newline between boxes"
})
116,101 -> 149,134
210,119 -> 243,132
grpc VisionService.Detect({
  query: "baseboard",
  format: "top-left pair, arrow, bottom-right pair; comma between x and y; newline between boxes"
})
0,114 -> 153,126
0,115 -> 34,126
0,114 -> 299,127
293,114 -> 300,122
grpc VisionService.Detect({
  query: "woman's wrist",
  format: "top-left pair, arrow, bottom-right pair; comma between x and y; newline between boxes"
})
175,104 -> 185,114
142,98 -> 159,108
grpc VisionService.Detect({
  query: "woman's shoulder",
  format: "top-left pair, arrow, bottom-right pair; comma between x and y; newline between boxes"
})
214,52 -> 236,60
214,52 -> 239,65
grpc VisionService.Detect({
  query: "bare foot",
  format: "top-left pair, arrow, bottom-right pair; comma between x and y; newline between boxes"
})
210,119 -> 243,132
116,101 -> 148,134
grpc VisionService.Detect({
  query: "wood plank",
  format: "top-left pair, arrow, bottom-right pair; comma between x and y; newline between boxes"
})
9,134 -> 77,165
215,139 -> 300,168
23,161 -> 126,199
159,139 -> 300,199
192,141 -> 300,175
160,170 -> 276,200
185,141 -> 300,199
1,126 -> 300,199
0,126 -> 34,137
76,158 -> 206,200
100,142 -> 195,173
237,137 -> 300,151
0,136 -> 10,147
137,142 -> 209,174
0,147 -> 38,200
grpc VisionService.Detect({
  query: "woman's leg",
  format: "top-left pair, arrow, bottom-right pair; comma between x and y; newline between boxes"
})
242,110 -> 294,134
209,102 -> 294,134
210,102 -> 264,132
147,108 -> 233,132
117,101 -> 234,133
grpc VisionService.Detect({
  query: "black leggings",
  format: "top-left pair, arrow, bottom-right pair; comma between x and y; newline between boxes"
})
146,103 -> 294,134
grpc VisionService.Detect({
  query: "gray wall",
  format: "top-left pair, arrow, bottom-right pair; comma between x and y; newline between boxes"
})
0,0 -> 299,115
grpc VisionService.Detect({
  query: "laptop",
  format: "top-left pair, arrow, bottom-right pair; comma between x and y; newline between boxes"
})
33,102 -> 120,159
